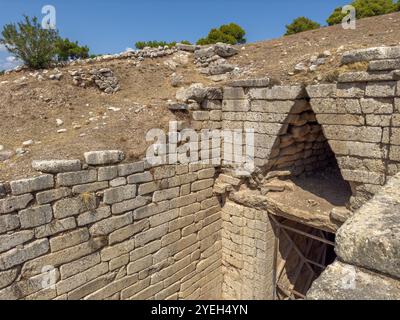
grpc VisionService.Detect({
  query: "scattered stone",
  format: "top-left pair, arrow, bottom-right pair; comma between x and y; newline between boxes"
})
56,119 -> 64,127
22,140 -> 34,147
32,160 -> 81,174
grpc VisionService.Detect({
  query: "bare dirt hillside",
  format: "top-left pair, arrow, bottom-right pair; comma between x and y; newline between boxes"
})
1,12 -> 400,181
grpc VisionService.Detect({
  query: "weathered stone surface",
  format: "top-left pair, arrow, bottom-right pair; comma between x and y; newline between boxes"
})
338,71 -> 397,83
111,196 -> 149,214
127,172 -> 153,184
0,194 -> 33,214
336,83 -> 366,98
118,162 -> 144,176
0,239 -> 49,270
369,59 -> 400,71
306,84 -> 337,98
10,175 -> 54,196
89,212 -> 133,237
153,187 -> 180,202
77,206 -> 111,226
0,269 -> 18,290
228,78 -> 270,88
103,185 -> 136,204
60,252 -> 101,280
53,195 -> 97,219
342,47 -> 400,64
98,166 -> 118,181
109,219 -> 149,245
365,81 -> 396,97
133,201 -> 169,220
21,237 -> 107,277
36,187 -> 71,205
135,224 -> 168,247
50,228 -> 90,252
0,230 -> 34,253
0,215 -> 20,234
223,87 -> 245,100
35,217 -> 76,238
335,173 -> 400,279
360,98 -> 393,114
84,150 -> 125,165
19,205 -> 53,228
57,170 -> 97,187
329,141 -> 384,158
72,181 -> 109,194
307,261 -> 400,300
323,125 -> 382,143
32,160 -> 81,173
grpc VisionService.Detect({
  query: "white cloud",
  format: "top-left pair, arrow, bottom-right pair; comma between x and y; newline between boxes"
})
6,56 -> 16,62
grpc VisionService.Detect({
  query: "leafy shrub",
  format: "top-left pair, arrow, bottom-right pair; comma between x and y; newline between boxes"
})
285,17 -> 321,35
196,23 -> 246,45
327,0 -> 399,25
0,15 -> 59,69
135,40 -> 192,49
55,38 -> 89,61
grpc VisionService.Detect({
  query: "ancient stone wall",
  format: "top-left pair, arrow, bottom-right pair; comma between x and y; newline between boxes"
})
307,172 -> 400,300
0,152 -> 222,300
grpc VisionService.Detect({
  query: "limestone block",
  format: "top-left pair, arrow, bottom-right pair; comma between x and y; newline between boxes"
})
152,187 -> 179,202
338,71 -> 396,83
336,83 -> 366,98
307,261 -> 400,300
36,187 -> 71,205
50,228 -> 90,252
341,169 -> 385,185
103,185 -> 137,204
118,161 -> 144,176
329,141 -> 384,158
19,204 -> 53,228
133,201 -> 169,220
32,160 -> 81,174
0,214 -> 20,234
336,174 -> 400,279
0,269 -> 18,290
77,206 -> 111,226
366,114 -> 392,126
228,78 -> 270,87
323,125 -> 382,143
53,195 -> 97,219
0,239 -> 49,271
365,81 -> 396,97
109,219 -> 149,245
57,262 -> 109,296
369,59 -> 400,71
360,98 -> 393,114
111,196 -> 149,215
72,181 -> 109,194
316,114 -> 364,126
10,175 -> 54,196
0,230 -> 34,253
341,47 -> 400,64
22,237 -> 107,278
223,87 -> 245,100
306,84 -> 337,98
98,166 -> 118,181
0,194 -> 33,214
84,150 -> 125,165
127,172 -> 153,184
138,181 -> 159,195
89,212 -> 133,237
35,217 -> 76,238
57,170 -> 97,187
310,98 -> 362,114
222,99 -> 250,112
135,223 -> 168,247
60,252 -> 101,280
84,274 -> 139,300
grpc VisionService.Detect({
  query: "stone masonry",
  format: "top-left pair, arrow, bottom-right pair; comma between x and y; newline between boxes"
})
2,46 -> 400,300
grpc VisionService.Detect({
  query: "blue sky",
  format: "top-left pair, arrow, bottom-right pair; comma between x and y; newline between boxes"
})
0,0 -> 349,70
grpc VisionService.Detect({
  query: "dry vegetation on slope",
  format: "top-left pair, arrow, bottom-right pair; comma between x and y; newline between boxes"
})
1,12 -> 400,181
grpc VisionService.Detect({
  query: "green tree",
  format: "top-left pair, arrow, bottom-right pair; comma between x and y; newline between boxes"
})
55,38 -> 89,61
285,17 -> 321,35
135,40 -> 191,49
196,23 -> 246,45
0,15 -> 59,69
327,0 -> 398,26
